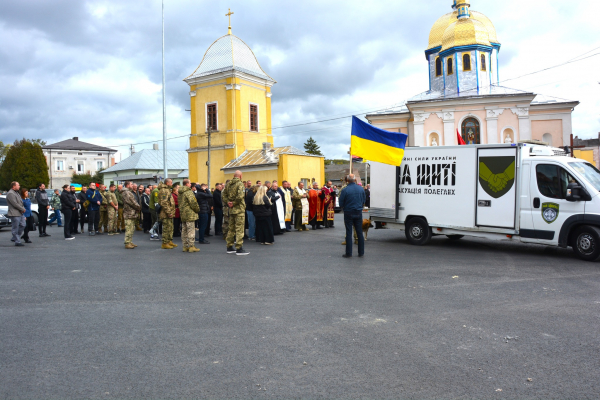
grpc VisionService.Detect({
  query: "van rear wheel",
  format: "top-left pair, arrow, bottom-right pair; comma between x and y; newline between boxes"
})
405,217 -> 432,246
572,226 -> 600,261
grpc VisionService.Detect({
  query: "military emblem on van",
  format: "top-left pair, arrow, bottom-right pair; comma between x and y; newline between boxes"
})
542,203 -> 560,224
478,156 -> 516,199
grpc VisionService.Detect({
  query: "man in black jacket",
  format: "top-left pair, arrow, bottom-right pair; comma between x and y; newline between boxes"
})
77,186 -> 88,233
195,184 -> 212,244
35,183 -> 50,237
213,183 -> 223,236
60,185 -> 77,240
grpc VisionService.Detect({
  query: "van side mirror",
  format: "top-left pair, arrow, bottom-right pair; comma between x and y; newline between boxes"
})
566,182 -> 591,202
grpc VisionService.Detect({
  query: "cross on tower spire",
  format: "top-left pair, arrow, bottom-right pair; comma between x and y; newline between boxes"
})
226,8 -> 234,34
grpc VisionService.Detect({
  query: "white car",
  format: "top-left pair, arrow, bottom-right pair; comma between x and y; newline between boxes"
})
0,195 -> 40,229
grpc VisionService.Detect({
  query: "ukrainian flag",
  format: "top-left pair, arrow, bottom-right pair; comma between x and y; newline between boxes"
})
350,116 -> 408,166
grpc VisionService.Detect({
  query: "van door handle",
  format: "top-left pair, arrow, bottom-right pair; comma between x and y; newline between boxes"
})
533,198 -> 540,208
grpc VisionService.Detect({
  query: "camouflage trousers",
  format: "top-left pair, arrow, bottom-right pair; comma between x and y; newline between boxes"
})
118,208 -> 125,231
222,207 -> 229,238
107,207 -> 118,233
182,221 -> 196,249
226,213 -> 245,250
162,218 -> 173,243
99,208 -> 108,231
124,219 -> 135,245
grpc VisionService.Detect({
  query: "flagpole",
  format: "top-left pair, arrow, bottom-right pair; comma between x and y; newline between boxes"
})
161,0 -> 168,181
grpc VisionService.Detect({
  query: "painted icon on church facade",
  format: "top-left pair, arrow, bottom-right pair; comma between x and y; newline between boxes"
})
462,118 -> 480,145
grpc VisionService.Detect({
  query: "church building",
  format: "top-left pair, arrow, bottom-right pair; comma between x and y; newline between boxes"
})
184,12 -> 324,186
367,0 -> 579,148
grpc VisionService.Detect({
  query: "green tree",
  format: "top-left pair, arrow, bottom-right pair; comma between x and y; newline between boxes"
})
0,141 -> 10,165
0,139 -> 49,190
303,136 -> 323,156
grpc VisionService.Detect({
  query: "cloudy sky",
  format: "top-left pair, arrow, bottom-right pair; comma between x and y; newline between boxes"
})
1,0 -> 598,160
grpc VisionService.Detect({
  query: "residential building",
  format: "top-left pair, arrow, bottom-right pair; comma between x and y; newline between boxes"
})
42,137 -> 116,189
101,148 -> 189,187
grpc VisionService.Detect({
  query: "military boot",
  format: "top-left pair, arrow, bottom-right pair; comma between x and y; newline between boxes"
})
136,226 -> 142,231
168,241 -> 178,248
161,243 -> 174,250
131,243 -> 138,248
188,246 -> 200,253
182,247 -> 189,253
125,243 -> 135,249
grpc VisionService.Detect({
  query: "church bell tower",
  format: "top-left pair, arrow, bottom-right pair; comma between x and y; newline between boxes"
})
184,9 -> 276,185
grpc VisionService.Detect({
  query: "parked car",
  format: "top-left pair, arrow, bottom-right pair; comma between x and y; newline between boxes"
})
0,195 -> 40,228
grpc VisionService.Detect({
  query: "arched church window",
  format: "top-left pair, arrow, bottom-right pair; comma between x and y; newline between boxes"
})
461,118 -> 480,145
481,54 -> 487,71
447,57 -> 453,75
435,57 -> 442,77
463,53 -> 471,71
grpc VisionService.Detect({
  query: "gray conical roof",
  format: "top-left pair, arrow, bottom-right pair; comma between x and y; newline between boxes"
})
185,34 -> 275,83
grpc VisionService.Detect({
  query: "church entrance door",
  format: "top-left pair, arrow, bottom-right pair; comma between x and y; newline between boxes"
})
462,118 -> 480,145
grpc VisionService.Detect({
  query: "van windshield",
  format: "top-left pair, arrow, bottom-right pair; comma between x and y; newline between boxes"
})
569,162 -> 600,192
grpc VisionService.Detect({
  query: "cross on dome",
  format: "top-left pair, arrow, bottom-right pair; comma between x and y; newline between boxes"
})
226,8 -> 234,35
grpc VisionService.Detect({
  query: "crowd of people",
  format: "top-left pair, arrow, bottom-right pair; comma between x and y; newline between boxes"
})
6,171 -> 369,257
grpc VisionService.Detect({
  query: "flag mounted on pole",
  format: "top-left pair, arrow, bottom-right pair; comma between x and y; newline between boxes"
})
457,128 -> 466,145
350,116 -> 408,166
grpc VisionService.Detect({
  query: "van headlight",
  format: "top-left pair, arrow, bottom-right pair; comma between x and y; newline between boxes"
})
0,214 -> 4,218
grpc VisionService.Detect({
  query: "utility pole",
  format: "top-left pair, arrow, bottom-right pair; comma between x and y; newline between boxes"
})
207,127 -> 212,189
161,0 -> 168,182
348,147 -> 353,174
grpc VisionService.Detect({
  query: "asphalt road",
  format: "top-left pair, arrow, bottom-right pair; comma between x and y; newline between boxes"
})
1,216 -> 600,399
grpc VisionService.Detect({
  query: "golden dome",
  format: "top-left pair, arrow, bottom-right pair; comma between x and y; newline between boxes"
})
441,18 -> 491,52
427,10 -> 499,51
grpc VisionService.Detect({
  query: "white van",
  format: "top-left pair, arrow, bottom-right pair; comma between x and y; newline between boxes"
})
370,143 -> 600,261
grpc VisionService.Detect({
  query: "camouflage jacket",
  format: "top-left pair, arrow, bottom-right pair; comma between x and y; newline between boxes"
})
158,183 -> 176,219
100,190 -> 108,210
122,188 -> 141,219
115,189 -> 124,208
105,191 -> 118,208
224,178 -> 246,215
292,187 -> 307,210
178,186 -> 200,222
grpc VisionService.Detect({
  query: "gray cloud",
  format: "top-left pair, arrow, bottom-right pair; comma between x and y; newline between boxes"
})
0,0 -> 597,160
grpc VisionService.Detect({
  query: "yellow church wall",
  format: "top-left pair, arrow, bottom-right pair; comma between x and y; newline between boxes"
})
573,150 -> 595,167
279,154 -> 325,187
191,80 -> 229,135
188,148 -> 229,186
223,168 -> 279,185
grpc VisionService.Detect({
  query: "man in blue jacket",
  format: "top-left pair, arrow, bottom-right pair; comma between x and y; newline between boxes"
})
338,174 -> 366,258
86,182 -> 103,235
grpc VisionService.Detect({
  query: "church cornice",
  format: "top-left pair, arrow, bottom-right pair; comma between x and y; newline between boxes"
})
184,70 -> 275,88
439,44 -> 493,58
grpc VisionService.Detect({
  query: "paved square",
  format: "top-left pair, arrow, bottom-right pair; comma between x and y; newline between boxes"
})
1,216 -> 600,399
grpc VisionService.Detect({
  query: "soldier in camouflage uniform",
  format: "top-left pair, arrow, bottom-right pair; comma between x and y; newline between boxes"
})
98,185 -> 108,234
116,184 -> 125,233
158,179 -> 177,249
224,171 -> 249,255
105,184 -> 119,235
179,179 -> 200,253
122,181 -> 141,249
221,179 -> 230,239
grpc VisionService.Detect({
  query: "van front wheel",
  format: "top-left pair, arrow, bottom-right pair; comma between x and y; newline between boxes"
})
572,226 -> 600,261
405,217 -> 432,246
